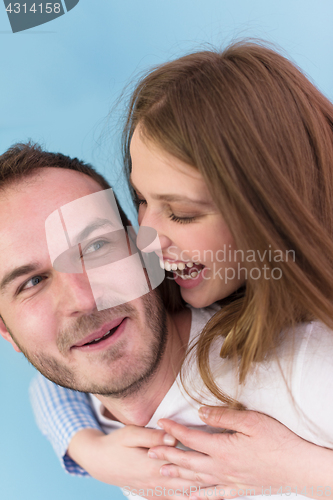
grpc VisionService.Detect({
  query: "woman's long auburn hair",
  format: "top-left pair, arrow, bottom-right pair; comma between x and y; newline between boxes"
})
122,41 -> 333,405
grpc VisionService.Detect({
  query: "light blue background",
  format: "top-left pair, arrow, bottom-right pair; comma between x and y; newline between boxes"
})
0,1 -> 332,499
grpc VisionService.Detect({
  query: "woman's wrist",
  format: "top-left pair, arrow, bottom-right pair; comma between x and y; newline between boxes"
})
67,428 -> 105,467
281,439 -> 333,499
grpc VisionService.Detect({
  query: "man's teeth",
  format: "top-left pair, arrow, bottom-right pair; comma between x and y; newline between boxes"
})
159,259 -> 201,271
90,330 -> 112,343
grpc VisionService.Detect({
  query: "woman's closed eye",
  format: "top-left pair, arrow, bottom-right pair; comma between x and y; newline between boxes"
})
134,194 -> 147,207
134,193 -> 197,224
168,213 -> 196,224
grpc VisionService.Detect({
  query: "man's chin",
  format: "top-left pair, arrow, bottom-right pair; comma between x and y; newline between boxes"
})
25,352 -> 163,398
15,289 -> 168,397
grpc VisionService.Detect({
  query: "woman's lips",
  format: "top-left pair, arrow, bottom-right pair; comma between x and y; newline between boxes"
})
174,268 -> 205,289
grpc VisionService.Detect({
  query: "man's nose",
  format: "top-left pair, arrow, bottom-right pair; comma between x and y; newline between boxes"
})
53,271 -> 97,317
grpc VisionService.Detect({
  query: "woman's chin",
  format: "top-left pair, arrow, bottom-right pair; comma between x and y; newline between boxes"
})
179,274 -> 245,309
180,285 -> 215,309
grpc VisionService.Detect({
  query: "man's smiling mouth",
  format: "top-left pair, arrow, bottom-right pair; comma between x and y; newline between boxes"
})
83,325 -> 119,346
72,317 -> 127,348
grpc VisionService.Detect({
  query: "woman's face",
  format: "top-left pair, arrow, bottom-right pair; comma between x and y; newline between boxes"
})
130,128 -> 245,308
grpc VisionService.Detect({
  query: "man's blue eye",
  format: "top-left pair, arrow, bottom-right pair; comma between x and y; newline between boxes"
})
22,276 -> 44,290
84,240 -> 106,255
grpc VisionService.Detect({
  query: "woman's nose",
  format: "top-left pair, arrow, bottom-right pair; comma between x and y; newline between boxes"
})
139,209 -> 173,251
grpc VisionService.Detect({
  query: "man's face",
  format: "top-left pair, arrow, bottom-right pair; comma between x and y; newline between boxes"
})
0,168 -> 167,396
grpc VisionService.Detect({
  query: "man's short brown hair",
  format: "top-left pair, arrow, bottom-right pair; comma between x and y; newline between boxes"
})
0,142 -> 128,227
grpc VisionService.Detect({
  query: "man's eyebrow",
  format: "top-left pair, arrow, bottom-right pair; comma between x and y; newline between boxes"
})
129,176 -> 212,207
73,218 -> 120,244
0,263 -> 41,294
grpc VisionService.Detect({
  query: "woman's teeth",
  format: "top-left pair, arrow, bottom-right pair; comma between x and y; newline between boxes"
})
159,259 -> 203,279
159,259 -> 199,271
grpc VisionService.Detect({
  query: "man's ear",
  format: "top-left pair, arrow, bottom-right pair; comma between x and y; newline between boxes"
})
0,316 -> 21,353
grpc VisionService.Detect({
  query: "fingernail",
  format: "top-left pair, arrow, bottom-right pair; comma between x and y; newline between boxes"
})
148,451 -> 158,459
157,420 -> 164,429
198,406 -> 210,419
163,433 -> 176,446
160,467 -> 170,476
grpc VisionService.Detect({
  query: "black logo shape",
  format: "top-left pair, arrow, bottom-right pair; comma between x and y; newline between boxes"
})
3,0 -> 80,33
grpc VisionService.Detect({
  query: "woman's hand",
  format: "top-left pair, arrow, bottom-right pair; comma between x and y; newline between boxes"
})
148,407 -> 333,499
68,426 -> 214,499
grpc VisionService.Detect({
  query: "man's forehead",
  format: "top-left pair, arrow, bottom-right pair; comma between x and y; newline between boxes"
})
0,169 -> 114,230
0,168 -> 106,218
0,169 -> 117,276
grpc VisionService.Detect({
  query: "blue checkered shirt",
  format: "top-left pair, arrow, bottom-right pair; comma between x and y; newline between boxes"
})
29,373 -> 102,476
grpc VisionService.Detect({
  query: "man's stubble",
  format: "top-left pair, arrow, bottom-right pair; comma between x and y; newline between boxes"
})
5,291 -> 168,399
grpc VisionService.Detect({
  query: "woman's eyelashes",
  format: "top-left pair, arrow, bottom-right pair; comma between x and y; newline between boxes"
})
169,213 -> 196,224
134,193 -> 196,224
133,192 -> 147,207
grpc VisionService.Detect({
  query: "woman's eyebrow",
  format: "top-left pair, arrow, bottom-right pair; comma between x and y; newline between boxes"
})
150,193 -> 212,206
129,176 -> 212,206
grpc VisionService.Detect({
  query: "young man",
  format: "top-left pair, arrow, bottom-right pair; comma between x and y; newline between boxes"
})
1,143 -> 332,500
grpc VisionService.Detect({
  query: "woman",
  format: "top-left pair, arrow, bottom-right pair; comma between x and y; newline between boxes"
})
30,40 -> 333,497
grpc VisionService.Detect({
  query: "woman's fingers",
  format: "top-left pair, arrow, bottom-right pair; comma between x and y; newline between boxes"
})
157,419 -> 216,454
159,463 -> 216,485
123,424 -> 177,448
149,445 -> 210,473
198,407 -> 261,436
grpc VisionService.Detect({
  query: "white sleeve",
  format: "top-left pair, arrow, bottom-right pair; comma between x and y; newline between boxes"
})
298,322 -> 333,448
